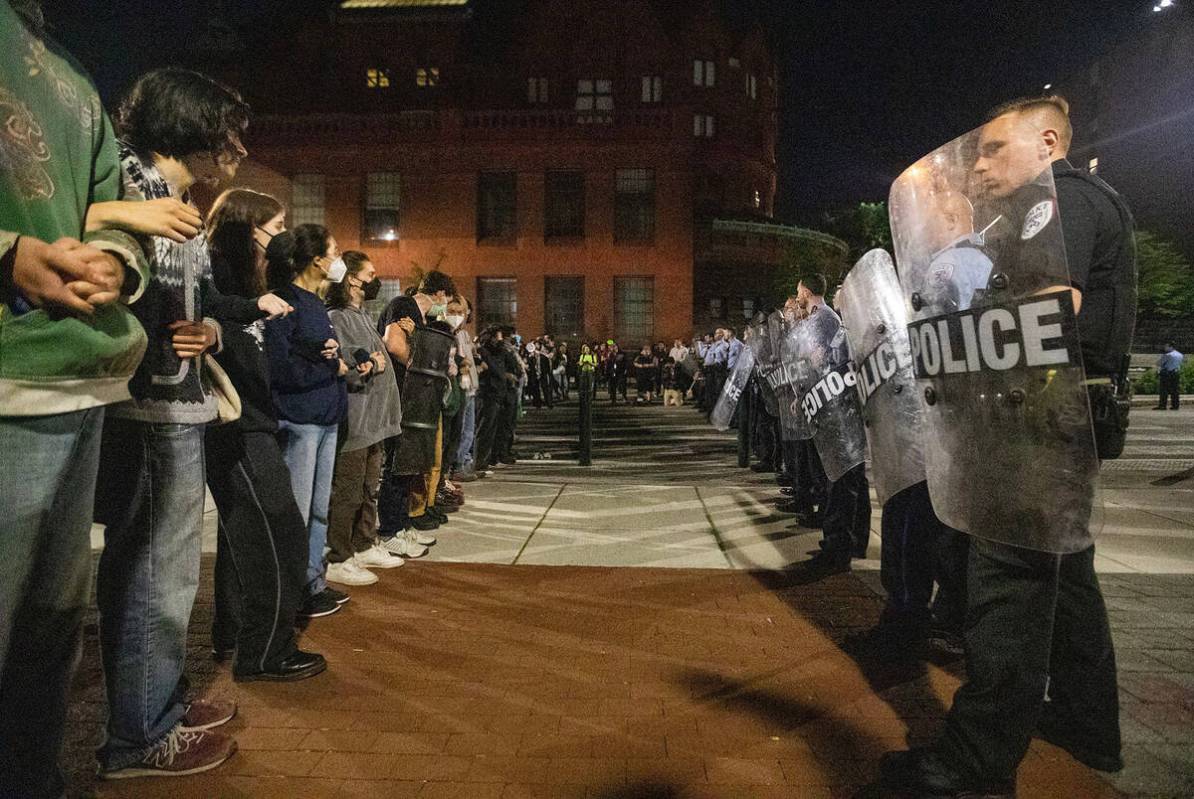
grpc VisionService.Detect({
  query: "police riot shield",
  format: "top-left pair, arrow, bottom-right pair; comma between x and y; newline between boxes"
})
711,345 -> 755,431
888,116 -> 1099,554
786,307 -> 868,482
770,311 -> 811,441
840,249 -> 926,505
750,320 -> 781,418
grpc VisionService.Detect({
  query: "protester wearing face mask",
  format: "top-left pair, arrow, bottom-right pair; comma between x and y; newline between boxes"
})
376,270 -> 457,537
204,189 -> 326,684
325,252 -> 424,588
445,296 -> 481,483
264,226 -> 350,619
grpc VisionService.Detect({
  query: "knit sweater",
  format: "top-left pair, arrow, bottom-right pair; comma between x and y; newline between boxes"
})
0,4 -> 149,416
105,144 -> 263,424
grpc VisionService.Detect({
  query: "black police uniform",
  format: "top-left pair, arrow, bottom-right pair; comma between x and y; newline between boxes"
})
925,159 -> 1134,785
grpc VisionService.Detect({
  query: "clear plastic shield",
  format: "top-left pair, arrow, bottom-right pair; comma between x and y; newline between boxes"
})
711,346 -> 755,431
750,320 -> 781,417
770,311 -> 811,441
786,306 -> 868,482
888,116 -> 1099,554
840,249 -> 926,505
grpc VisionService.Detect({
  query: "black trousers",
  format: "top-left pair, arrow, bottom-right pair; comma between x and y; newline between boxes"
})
474,389 -> 510,469
1158,370 -> 1180,409
377,436 -> 411,536
205,427 -> 306,676
821,462 -> 870,556
936,541 -> 1120,782
878,481 -> 968,629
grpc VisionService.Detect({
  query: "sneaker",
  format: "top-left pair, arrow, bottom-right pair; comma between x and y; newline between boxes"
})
180,698 -> 237,732
325,559 -> 379,586
385,530 -> 429,558
451,469 -> 479,483
410,514 -> 440,531
355,545 -> 404,569
411,529 -> 437,546
99,726 -> 237,780
299,591 -> 342,618
322,586 -> 350,605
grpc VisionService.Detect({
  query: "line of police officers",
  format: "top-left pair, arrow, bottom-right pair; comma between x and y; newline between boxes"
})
721,96 -> 1136,797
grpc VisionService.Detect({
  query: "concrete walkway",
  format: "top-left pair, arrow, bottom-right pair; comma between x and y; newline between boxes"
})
68,401 -> 1194,797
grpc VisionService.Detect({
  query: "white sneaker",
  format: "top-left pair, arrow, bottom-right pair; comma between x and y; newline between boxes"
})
382,530 -> 428,559
411,529 -> 437,546
326,559 -> 378,586
356,544 -> 404,570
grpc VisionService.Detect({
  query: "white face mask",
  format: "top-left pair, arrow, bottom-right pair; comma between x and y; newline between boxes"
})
324,257 -> 347,284
445,314 -> 466,330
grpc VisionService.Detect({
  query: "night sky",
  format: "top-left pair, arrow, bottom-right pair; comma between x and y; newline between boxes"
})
42,0 -> 1151,224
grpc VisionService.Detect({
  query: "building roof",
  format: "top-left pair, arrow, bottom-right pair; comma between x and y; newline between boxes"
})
339,0 -> 468,8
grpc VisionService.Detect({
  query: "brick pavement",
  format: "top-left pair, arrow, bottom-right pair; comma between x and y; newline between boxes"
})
65,558 -> 1145,798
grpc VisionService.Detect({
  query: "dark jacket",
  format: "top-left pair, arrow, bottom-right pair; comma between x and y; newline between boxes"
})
265,283 -> 347,426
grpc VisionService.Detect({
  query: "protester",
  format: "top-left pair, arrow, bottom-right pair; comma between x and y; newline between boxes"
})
1,4 -> 150,791
92,67 -> 294,779
1155,342 -> 1183,410
265,225 -> 350,619
326,250 -> 421,588
378,271 -> 457,533
204,188 -> 326,682
662,357 -> 683,407
634,344 -> 658,403
449,297 -> 482,481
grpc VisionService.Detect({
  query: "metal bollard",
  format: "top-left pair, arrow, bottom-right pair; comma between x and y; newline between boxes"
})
578,369 -> 593,466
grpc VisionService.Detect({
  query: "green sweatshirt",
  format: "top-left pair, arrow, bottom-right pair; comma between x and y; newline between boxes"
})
0,2 -> 149,416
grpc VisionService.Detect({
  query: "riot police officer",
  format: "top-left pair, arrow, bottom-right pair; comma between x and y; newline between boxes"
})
883,96 -> 1135,795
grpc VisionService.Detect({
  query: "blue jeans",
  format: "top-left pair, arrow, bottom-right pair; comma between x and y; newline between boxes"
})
454,395 -> 476,471
278,420 -> 338,597
1,408 -> 104,798
94,420 -> 206,770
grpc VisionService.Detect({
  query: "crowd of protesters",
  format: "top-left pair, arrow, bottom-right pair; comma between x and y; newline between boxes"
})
0,17 -> 545,784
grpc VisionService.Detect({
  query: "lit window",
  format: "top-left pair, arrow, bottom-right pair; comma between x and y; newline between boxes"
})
1088,157 -> 1099,174
752,188 -> 762,209
641,75 -> 662,104
364,172 -> 400,242
708,297 -> 725,320
693,114 -> 715,138
416,67 -> 440,88
693,59 -> 715,87
742,297 -> 756,319
746,74 -> 757,100
527,77 -> 548,104
576,79 -> 613,121
728,57 -> 741,69
289,174 -> 325,227
366,68 -> 391,89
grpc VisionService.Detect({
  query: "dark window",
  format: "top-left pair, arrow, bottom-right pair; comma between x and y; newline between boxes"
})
708,297 -> 725,320
614,169 -> 655,242
545,171 -> 585,238
527,77 -> 548,104
615,277 -> 654,343
477,172 -> 517,241
545,276 -> 585,337
364,172 -> 400,242
476,277 -> 518,328
641,75 -> 662,103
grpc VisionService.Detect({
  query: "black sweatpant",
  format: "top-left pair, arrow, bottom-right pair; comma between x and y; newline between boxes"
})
205,427 -> 307,676
820,462 -> 871,556
474,389 -> 509,469
936,541 -> 1120,782
378,436 -> 411,536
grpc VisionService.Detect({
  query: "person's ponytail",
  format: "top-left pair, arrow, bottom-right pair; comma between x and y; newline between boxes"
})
265,230 -> 298,292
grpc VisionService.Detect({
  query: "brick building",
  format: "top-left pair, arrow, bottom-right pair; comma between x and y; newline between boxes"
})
215,0 -> 796,343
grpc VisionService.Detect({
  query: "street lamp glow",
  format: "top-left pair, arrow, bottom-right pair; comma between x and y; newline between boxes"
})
1043,83 -> 1052,90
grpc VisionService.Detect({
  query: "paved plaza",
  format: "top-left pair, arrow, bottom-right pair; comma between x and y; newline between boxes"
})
68,401 -> 1194,797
